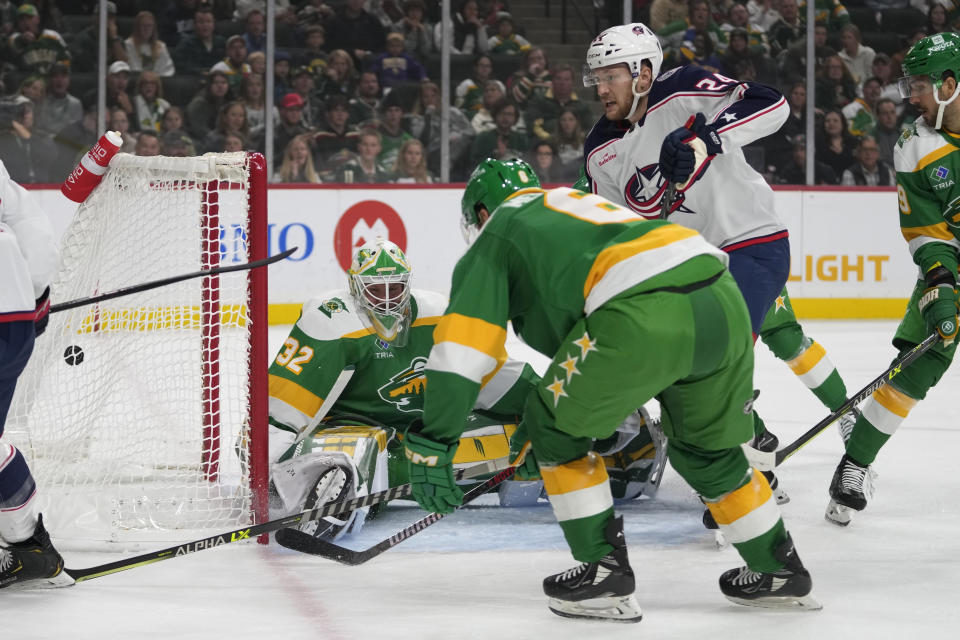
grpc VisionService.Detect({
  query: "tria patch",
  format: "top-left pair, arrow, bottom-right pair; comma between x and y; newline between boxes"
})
931,165 -> 950,181
318,297 -> 348,318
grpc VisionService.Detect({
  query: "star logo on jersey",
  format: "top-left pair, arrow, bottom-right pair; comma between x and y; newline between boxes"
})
720,112 -> 737,123
558,353 -> 581,383
573,332 -> 598,361
624,164 -> 695,218
545,376 -> 568,407
774,295 -> 787,312
377,356 -> 428,412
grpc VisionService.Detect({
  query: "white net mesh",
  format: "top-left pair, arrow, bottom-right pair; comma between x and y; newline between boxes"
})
7,152 -> 263,547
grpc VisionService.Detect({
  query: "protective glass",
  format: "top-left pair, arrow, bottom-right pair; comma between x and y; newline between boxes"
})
582,64 -> 634,88
898,74 -> 935,100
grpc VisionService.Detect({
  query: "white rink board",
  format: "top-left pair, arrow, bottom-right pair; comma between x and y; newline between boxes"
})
29,186 -> 912,305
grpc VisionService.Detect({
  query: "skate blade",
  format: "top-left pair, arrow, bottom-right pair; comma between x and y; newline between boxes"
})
1,570 -> 75,592
825,500 -> 854,526
547,595 -> 643,623
725,593 -> 822,611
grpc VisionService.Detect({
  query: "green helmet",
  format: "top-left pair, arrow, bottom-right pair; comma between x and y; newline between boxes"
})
460,158 -> 540,243
899,32 -> 960,129
348,238 -> 413,346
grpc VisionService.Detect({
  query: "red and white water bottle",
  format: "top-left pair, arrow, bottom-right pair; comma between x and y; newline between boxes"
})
60,130 -> 123,203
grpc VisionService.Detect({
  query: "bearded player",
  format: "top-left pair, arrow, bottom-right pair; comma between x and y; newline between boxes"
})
579,24 -> 858,512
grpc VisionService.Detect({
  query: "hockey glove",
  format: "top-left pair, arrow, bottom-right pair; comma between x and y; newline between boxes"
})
918,263 -> 960,346
404,431 -> 463,514
34,287 -> 50,337
507,422 -> 540,480
658,113 -> 722,188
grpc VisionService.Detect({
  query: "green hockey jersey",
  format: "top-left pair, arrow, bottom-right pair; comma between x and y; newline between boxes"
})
894,119 -> 960,275
421,186 -> 728,444
268,288 -> 538,435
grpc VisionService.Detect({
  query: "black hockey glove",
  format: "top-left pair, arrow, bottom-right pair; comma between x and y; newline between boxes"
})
659,113 -> 722,185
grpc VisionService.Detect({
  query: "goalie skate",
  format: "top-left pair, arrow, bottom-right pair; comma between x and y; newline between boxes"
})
543,516 -> 642,623
298,463 -> 355,541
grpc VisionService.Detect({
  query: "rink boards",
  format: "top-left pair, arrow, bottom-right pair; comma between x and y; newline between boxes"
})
28,184 -> 908,321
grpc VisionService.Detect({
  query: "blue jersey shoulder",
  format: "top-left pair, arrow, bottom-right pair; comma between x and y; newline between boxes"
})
584,116 -> 630,158
648,65 -> 737,108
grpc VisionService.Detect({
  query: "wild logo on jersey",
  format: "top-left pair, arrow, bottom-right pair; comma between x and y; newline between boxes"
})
318,297 -> 348,318
624,164 -> 697,218
377,356 -> 428,413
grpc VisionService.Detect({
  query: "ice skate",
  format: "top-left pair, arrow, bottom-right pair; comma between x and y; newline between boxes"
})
719,534 -> 820,610
825,454 -> 872,526
0,515 -> 73,591
543,516 -> 642,623
755,429 -> 789,504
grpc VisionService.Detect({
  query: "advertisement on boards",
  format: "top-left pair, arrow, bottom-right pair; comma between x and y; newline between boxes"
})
28,185 -> 912,320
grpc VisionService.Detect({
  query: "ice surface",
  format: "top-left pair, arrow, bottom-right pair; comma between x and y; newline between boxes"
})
5,320 -> 959,639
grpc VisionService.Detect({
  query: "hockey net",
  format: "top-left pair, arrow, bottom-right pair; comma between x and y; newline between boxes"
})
6,152 -> 269,548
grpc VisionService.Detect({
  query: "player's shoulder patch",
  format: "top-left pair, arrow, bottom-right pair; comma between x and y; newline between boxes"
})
894,119 -> 952,173
297,289 -> 365,340
411,288 -> 449,320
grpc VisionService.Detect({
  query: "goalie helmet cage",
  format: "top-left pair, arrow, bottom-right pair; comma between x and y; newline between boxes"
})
7,152 -> 269,549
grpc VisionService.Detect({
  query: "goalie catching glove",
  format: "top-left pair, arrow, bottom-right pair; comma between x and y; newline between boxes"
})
404,430 -> 463,514
918,263 -> 960,346
658,112 -> 721,190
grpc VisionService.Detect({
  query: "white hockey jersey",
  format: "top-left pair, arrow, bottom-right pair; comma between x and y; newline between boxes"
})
584,65 -> 789,250
0,160 -> 58,322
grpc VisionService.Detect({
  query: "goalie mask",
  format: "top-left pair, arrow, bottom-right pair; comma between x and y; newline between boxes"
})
899,32 -> 960,130
461,158 -> 540,244
348,239 -> 412,347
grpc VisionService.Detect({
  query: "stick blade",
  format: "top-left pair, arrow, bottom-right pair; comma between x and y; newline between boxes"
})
275,528 -> 368,565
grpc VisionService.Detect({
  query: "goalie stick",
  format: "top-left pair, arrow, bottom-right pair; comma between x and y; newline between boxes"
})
62,458 -> 507,583
293,366 -> 356,446
744,333 -> 940,471
49,247 -> 297,314
274,466 -> 517,565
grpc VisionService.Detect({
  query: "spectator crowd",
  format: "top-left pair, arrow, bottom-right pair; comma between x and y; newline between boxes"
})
0,0 -> 953,186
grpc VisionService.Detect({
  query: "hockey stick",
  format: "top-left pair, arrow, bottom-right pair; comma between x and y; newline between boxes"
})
63,457 -> 507,583
50,247 -> 297,314
744,333 -> 940,471
274,466 -> 517,565
659,183 -> 677,219
293,366 -> 356,445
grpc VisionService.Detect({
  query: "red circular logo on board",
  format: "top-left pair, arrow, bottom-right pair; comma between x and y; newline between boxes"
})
333,200 -> 407,271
